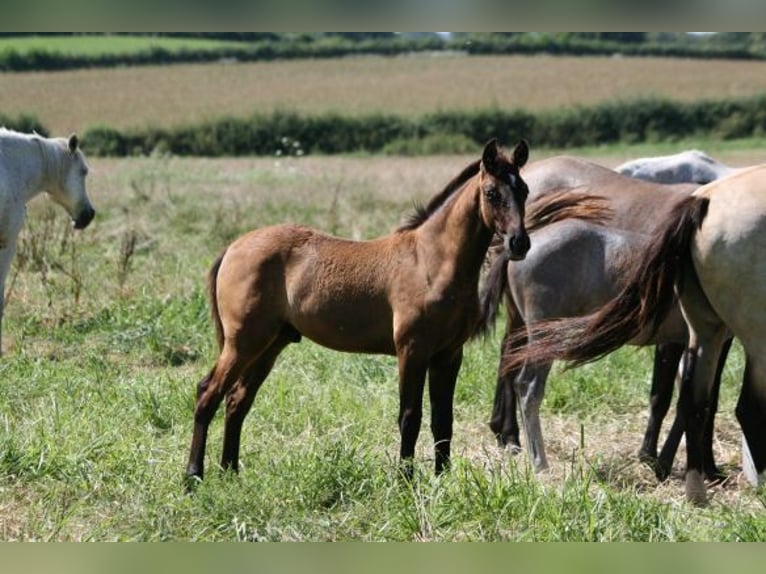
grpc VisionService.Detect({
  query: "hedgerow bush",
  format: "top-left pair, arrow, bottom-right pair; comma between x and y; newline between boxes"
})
80,95 -> 766,157
0,113 -> 47,135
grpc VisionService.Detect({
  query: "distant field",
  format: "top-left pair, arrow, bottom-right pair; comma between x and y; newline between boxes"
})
0,35 -> 242,57
4,54 -> 766,135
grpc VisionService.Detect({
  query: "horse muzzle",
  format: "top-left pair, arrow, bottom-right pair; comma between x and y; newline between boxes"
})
504,233 -> 530,261
73,206 -> 96,230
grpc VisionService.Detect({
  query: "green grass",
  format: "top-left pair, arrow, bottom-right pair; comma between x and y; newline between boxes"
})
0,35 -> 242,57
1,154 -> 764,540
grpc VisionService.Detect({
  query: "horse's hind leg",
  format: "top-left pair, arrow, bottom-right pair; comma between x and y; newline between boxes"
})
639,342 -> 684,472
514,359 -> 552,472
220,326 -> 298,473
655,338 -> 730,482
737,352 -> 766,486
186,345 -> 251,482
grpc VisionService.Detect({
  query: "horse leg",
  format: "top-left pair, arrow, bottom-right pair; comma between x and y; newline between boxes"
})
660,334 -> 731,484
736,353 -> 766,485
0,241 -> 18,356
490,334 -> 523,452
514,359 -> 552,472
220,327 -> 296,473
428,348 -> 463,475
677,277 -> 728,505
701,336 -> 732,482
396,347 -> 429,480
639,342 -> 684,476
186,346 -> 248,482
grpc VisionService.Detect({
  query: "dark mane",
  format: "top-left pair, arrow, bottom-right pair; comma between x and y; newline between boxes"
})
397,159 -> 481,232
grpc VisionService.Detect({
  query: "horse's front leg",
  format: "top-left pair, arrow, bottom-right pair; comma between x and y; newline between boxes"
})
428,347 -> 463,474
396,346 -> 428,480
0,241 -> 18,357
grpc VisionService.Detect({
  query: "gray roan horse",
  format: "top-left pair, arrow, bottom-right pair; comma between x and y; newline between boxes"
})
482,155 -> 720,478
186,139 -> 534,484
0,128 -> 95,355
503,165 -> 766,504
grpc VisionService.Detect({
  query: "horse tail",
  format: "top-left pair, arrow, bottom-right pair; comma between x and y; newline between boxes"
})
503,194 -> 709,373
474,190 -> 612,339
474,244 -> 509,339
524,190 -> 613,233
208,251 -> 226,350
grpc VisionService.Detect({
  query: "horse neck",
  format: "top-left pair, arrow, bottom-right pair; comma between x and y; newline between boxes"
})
3,134 -> 59,205
414,178 -> 492,285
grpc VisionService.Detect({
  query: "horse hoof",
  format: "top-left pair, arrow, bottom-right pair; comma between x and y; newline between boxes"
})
508,444 -> 523,456
685,470 -> 708,506
184,473 -> 203,493
704,467 -> 727,484
638,450 -> 663,478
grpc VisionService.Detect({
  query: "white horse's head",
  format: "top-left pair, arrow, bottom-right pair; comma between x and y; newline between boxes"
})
47,134 -> 96,230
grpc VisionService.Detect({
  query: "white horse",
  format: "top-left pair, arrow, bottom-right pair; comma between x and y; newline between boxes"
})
0,128 -> 95,354
615,149 -> 739,185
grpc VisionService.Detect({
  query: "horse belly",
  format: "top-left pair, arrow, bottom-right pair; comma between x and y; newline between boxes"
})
288,295 -> 396,355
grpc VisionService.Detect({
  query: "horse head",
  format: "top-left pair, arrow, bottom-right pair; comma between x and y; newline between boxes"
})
48,134 -> 96,230
479,138 -> 530,260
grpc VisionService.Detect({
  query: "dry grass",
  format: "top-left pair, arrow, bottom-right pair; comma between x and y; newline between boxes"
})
5,54 -> 766,134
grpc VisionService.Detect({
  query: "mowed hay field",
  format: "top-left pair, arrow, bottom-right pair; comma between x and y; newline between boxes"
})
2,152 -> 765,541
4,54 -> 766,133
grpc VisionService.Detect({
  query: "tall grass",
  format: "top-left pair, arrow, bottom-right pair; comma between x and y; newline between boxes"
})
1,154 -> 763,540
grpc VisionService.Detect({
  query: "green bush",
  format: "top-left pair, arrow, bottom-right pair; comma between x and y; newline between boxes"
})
0,113 -> 47,135
79,95 -> 766,157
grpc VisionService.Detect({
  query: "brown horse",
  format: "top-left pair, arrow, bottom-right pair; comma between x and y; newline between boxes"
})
185,139 -> 532,483
503,165 -> 766,504
485,156 -> 710,475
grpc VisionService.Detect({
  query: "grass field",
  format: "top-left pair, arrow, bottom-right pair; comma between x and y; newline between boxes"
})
3,54 -> 766,135
1,151 -> 764,540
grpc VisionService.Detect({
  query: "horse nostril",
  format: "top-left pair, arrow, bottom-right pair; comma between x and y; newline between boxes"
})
506,234 -> 530,260
518,234 -> 531,255
73,207 -> 96,230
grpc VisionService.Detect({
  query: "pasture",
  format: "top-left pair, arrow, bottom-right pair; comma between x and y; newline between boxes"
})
1,152 -> 765,540
3,54 -> 766,135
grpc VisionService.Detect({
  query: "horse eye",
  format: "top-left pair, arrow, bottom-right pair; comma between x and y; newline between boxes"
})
485,188 -> 501,204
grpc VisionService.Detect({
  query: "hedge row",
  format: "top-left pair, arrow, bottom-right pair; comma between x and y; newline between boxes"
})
2,34 -> 766,72
0,36 -> 447,72
0,113 -> 48,135
79,96 -> 766,157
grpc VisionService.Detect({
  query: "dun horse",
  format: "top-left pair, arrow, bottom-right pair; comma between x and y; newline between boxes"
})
185,140 -> 534,482
503,165 -> 766,504
0,128 -> 95,355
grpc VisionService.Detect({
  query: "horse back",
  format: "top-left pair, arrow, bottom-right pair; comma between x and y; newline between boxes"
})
216,223 -> 400,354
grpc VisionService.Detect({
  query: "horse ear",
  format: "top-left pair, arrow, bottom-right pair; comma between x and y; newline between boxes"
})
482,138 -> 500,173
511,139 -> 529,168
68,134 -> 79,153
